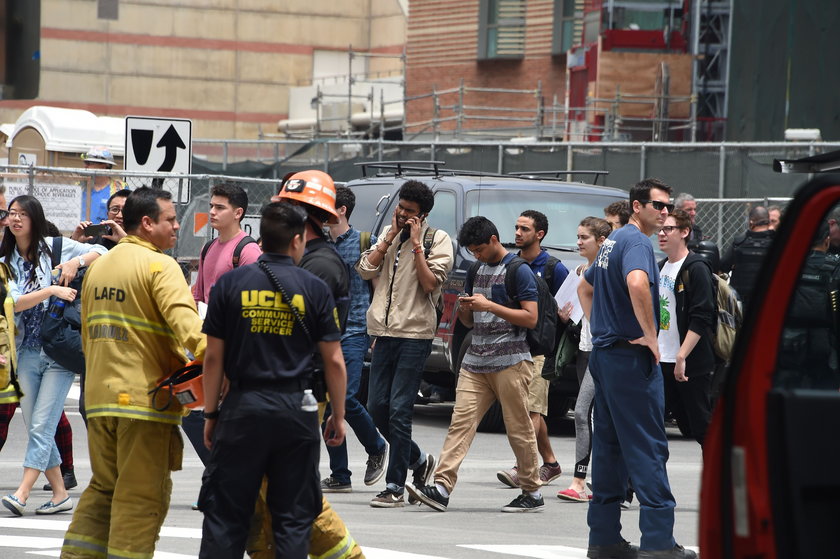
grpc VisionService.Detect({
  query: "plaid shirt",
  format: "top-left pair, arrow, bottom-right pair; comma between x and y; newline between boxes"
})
334,227 -> 375,337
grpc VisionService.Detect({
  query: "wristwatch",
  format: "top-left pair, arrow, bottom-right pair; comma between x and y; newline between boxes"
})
202,409 -> 220,420
77,256 -> 85,267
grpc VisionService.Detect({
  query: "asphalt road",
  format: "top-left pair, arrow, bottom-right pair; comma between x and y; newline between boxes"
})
0,385 -> 702,558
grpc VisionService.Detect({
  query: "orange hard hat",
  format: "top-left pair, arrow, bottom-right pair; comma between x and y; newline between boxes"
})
149,361 -> 204,411
276,170 -> 339,224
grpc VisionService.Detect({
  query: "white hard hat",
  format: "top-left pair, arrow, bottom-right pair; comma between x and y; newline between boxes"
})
82,146 -> 116,166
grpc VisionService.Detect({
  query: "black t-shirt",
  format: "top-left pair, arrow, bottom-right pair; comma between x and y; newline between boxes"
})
203,253 -> 341,383
299,237 -> 349,299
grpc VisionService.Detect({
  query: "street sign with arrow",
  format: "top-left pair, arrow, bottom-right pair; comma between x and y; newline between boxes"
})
125,116 -> 192,201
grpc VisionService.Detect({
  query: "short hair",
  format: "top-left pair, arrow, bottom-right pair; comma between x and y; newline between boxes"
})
604,200 -> 631,226
107,188 -> 131,208
211,182 -> 249,220
749,205 -> 770,227
260,202 -> 307,253
669,208 -> 692,242
335,186 -> 355,219
519,210 -> 548,238
123,187 -> 172,231
768,205 -> 783,217
458,216 -> 498,247
579,216 -> 612,240
45,220 -> 61,237
674,193 -> 696,208
629,178 -> 672,207
398,180 -> 435,214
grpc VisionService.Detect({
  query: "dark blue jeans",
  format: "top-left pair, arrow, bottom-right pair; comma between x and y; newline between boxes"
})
587,345 -> 677,551
367,336 -> 432,492
325,333 -> 386,484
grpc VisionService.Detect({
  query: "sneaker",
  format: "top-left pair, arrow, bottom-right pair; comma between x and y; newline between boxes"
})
43,469 -> 78,492
557,487 -> 592,502
496,466 -> 520,488
364,445 -> 388,486
501,492 -> 545,513
638,544 -> 696,559
369,489 -> 404,508
539,463 -> 562,484
321,476 -> 352,493
405,482 -> 448,512
2,495 -> 25,516
35,496 -> 73,515
587,539 -> 639,559
408,454 -> 436,505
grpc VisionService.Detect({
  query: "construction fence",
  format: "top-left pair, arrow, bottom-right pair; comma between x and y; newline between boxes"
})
2,165 -> 801,281
193,139 -> 840,200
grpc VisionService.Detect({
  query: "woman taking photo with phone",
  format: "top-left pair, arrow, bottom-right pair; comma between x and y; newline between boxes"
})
0,195 -> 107,517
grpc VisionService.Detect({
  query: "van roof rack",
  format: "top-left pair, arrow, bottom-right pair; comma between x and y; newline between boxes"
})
508,170 -> 610,185
356,160 -> 446,177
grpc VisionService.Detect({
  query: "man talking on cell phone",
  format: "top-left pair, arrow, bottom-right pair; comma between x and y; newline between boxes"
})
356,180 -> 453,508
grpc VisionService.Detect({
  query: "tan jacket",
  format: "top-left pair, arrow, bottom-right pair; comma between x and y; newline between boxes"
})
357,224 -> 453,339
82,236 -> 207,424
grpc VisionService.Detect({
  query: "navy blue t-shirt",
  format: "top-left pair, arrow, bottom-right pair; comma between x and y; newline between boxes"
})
584,224 -> 660,347
525,248 -> 569,295
203,253 -> 342,383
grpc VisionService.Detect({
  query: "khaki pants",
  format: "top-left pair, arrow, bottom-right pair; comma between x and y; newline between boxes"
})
62,417 -> 182,559
435,360 -> 540,493
526,354 -> 549,416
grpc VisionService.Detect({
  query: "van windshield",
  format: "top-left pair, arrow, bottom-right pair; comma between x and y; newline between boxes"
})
465,190 -> 625,248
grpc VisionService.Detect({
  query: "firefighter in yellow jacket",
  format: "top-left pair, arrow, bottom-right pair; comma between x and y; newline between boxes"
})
61,187 -> 206,559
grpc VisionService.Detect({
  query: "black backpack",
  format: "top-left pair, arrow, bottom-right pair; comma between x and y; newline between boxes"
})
200,235 -> 258,269
42,237 -> 86,375
466,255 -> 559,356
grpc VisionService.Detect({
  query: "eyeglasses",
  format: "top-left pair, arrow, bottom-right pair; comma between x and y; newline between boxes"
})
657,226 -> 681,235
108,206 -> 124,214
0,210 -> 8,221
640,199 -> 675,212
9,210 -> 28,219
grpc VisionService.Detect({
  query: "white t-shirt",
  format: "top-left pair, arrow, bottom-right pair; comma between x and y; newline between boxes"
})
658,256 -> 687,363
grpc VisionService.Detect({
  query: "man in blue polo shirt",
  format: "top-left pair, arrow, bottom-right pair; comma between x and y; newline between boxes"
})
199,202 -> 347,559
578,178 -> 696,559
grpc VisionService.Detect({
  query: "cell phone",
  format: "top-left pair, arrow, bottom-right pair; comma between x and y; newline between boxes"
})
458,292 -> 469,298
83,223 -> 110,236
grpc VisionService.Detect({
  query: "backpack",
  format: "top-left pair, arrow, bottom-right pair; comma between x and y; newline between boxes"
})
421,228 -> 445,327
466,255 -> 559,356
41,237 -> 87,375
681,265 -> 743,363
200,235 -> 258,269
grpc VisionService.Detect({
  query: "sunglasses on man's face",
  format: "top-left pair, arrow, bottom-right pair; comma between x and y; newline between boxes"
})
0,210 -> 8,221
640,199 -> 675,213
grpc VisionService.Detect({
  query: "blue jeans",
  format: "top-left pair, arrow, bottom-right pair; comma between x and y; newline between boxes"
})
587,345 -> 677,551
367,336 -> 431,492
325,333 -> 386,485
16,346 -> 75,471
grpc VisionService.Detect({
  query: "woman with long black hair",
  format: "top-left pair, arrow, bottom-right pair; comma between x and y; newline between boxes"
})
0,195 -> 106,517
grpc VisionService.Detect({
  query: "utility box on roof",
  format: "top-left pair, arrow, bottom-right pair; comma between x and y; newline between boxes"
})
6,106 -> 124,167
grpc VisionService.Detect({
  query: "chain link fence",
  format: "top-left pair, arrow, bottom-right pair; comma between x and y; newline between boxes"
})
0,164 -> 802,281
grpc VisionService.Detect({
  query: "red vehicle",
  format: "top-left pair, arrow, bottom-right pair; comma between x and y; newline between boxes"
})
700,161 -> 840,557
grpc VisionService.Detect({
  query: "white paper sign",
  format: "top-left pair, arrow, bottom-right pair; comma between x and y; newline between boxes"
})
554,271 -> 584,323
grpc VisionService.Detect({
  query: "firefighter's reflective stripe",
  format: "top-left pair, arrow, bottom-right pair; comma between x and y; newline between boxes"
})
0,382 -> 19,404
62,532 -> 108,558
84,403 -> 183,425
312,529 -> 358,559
87,311 -> 176,340
106,546 -> 154,559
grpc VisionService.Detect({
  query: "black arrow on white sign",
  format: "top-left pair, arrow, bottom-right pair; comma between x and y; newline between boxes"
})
156,125 -> 187,172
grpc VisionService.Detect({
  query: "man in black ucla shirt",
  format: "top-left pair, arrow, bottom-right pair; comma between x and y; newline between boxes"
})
198,203 -> 347,559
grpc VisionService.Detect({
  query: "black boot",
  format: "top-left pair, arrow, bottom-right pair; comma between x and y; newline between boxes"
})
43,467 -> 77,491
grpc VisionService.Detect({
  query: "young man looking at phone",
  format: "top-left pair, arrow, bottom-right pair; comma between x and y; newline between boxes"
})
357,180 -> 453,507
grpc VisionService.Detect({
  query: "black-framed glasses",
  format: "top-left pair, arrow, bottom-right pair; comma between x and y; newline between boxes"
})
108,205 -> 124,214
657,225 -> 681,235
0,210 -> 8,221
640,199 -> 675,212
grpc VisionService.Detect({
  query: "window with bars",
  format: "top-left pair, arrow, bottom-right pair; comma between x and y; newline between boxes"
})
478,0 -> 526,60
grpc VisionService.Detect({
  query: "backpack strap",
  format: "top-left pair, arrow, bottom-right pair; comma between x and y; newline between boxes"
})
359,231 -> 372,253
199,238 -> 217,265
422,227 -> 438,259
543,255 -> 560,293
231,235 -> 257,268
465,260 -> 482,294
51,236 -> 63,269
503,256 -> 527,303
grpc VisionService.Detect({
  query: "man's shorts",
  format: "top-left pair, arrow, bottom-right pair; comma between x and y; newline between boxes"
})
527,355 -> 549,416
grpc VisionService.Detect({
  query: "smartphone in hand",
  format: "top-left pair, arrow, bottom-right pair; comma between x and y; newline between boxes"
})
83,223 -> 110,237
